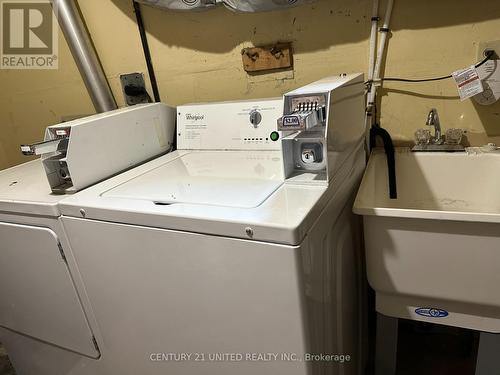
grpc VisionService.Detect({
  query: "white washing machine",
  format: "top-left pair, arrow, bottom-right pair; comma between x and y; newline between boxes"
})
3,75 -> 367,375
0,103 -> 176,374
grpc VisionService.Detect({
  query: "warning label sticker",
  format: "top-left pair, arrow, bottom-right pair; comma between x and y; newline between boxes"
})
452,65 -> 484,101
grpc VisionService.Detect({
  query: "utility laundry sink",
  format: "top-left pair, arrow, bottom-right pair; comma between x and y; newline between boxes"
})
354,148 -> 500,332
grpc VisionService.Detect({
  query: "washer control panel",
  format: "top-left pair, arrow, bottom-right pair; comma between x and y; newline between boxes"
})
177,98 -> 283,151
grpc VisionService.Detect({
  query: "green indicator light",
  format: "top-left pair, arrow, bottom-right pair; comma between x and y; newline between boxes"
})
270,131 -> 280,142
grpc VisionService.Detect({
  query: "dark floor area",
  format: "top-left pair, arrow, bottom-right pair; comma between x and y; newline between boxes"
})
0,322 -> 479,375
396,319 -> 479,375
0,343 -> 15,375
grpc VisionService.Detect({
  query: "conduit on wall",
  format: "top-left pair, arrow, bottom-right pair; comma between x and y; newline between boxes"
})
365,0 -> 397,200
132,1 -> 161,103
366,0 -> 395,127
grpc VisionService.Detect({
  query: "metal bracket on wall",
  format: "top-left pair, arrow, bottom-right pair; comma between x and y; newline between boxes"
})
120,72 -> 151,106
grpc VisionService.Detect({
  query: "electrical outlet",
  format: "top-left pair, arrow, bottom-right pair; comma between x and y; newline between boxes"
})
477,40 -> 500,60
120,72 -> 150,106
474,41 -> 500,106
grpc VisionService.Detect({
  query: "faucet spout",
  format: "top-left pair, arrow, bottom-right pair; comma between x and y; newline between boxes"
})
426,108 -> 442,144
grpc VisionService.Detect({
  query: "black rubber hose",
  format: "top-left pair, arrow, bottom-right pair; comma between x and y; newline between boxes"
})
370,126 -> 397,199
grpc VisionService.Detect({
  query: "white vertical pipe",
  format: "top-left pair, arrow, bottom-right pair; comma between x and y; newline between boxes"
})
373,0 -> 394,81
367,0 -> 395,126
365,0 -> 380,133
367,0 -> 379,82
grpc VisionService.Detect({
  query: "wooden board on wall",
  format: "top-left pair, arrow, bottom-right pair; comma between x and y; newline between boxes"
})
241,43 -> 293,73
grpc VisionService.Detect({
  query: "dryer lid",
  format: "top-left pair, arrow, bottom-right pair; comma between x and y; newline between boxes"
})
0,160 -> 62,217
102,151 -> 284,209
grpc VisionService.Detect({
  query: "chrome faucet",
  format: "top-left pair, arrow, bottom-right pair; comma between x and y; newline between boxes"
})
426,108 -> 443,144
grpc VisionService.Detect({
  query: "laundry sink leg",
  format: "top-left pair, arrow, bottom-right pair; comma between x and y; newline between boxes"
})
475,332 -> 500,375
375,313 -> 398,375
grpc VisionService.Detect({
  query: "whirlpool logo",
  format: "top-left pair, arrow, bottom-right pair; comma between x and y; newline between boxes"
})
1,0 -> 58,69
415,307 -> 449,318
185,114 -> 204,121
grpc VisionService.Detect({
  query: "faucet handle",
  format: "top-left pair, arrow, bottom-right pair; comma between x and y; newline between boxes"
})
444,128 -> 464,145
415,128 -> 432,145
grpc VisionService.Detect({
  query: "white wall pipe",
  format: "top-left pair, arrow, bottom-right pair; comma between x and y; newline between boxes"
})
373,0 -> 394,81
366,0 -> 395,127
367,0 -> 379,82
366,0 -> 380,131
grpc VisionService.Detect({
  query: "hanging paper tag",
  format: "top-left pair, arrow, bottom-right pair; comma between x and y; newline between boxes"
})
452,65 -> 484,101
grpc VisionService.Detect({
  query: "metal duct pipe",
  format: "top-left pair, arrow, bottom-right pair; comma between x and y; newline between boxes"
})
51,0 -> 117,113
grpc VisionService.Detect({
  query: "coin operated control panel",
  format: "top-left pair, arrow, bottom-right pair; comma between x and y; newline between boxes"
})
20,103 -> 176,194
177,98 -> 283,151
277,73 -> 366,184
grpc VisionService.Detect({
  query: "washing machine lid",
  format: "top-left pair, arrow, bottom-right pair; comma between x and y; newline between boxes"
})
102,151 -> 284,209
58,147 -> 365,245
0,160 -> 62,217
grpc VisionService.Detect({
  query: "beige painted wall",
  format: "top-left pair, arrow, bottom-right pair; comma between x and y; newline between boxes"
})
2,0 -> 500,170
